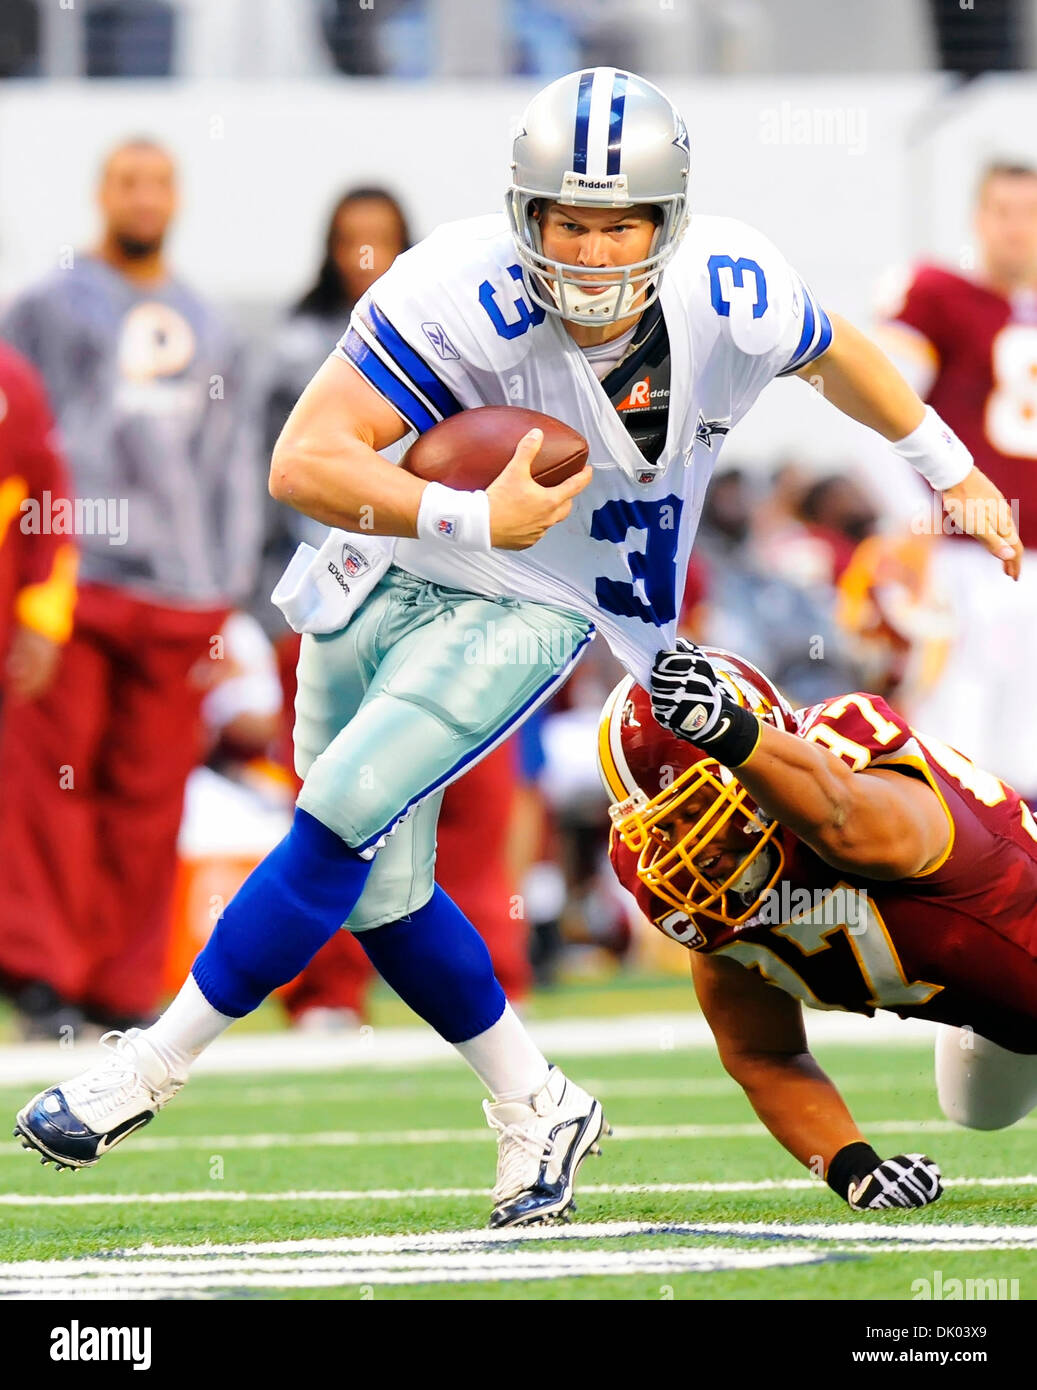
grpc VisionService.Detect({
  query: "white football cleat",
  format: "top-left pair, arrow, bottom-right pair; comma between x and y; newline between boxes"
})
483,1065 -> 609,1228
14,1028 -> 185,1170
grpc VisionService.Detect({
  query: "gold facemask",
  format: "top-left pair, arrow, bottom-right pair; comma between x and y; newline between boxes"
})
610,759 -> 785,926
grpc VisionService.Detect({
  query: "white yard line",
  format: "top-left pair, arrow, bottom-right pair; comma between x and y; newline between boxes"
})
2,1175 -> 1036,1207
0,1218 -> 1033,1297
4,1115 -> 1029,1158
28,1218 -> 1033,1261
0,1011 -> 937,1086
0,1246 -> 829,1296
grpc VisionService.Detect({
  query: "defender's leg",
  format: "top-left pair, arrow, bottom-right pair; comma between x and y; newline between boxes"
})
935,1024 -> 1037,1129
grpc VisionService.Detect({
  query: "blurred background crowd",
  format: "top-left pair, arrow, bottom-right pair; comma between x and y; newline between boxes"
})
1,0 -> 1035,1042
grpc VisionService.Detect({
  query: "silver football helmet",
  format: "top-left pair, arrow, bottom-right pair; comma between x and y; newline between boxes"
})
507,67 -> 691,325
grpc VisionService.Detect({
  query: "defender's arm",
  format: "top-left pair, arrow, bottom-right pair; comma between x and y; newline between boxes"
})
736,722 -> 950,880
690,951 -> 943,1210
690,950 -> 865,1172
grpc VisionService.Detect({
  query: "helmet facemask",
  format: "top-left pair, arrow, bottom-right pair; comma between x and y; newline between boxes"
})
610,758 -> 784,927
506,188 -> 688,326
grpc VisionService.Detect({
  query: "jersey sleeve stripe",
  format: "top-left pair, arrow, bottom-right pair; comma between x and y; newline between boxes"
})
362,303 -> 463,421
778,280 -> 834,376
337,327 -> 437,434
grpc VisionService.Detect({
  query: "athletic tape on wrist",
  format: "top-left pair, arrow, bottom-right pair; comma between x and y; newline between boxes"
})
699,702 -> 761,768
892,405 -> 973,492
826,1140 -> 882,1201
416,481 -> 492,552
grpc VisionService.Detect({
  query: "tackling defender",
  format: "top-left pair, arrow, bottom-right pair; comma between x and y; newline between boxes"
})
15,69 -> 1021,1227
600,643 -> 1037,1210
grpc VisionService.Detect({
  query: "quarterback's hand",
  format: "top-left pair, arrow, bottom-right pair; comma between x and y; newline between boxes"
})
486,429 -> 592,550
942,466 -> 1022,580
649,641 -> 761,766
847,1153 -> 943,1212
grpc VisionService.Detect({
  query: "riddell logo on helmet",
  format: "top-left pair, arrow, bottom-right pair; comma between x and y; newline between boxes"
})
569,176 -> 622,189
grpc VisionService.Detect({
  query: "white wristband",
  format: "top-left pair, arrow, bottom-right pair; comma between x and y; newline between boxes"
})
891,406 -> 973,491
416,481 -> 492,552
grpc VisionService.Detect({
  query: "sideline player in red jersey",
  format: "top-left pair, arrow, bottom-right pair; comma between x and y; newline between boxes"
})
599,643 -> 1037,1213
0,341 -> 77,716
878,161 -> 1037,791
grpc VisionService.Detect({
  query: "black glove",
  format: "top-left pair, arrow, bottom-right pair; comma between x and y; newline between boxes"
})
649,640 -> 760,767
827,1141 -> 943,1211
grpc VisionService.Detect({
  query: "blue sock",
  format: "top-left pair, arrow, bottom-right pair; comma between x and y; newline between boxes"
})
192,808 -> 373,1017
356,886 -> 506,1044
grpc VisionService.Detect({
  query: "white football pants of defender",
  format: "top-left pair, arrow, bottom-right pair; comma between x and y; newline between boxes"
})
911,540 -> 1037,794
293,566 -> 593,930
935,1024 -> 1037,1130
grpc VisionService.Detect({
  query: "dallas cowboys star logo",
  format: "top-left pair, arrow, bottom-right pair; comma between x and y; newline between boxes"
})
694,412 -> 730,451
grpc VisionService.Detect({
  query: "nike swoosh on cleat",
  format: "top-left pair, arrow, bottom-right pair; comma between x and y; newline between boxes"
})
95,1115 -> 152,1156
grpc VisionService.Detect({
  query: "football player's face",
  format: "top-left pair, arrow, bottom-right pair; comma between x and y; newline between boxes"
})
655,791 -> 753,887
99,146 -> 177,254
538,204 -> 658,290
332,199 -> 407,301
976,174 -> 1037,282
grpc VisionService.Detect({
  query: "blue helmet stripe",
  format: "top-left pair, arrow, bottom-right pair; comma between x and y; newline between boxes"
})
607,71 -> 628,175
572,70 -> 594,174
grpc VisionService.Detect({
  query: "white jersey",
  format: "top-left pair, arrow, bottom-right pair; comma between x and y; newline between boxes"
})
334,212 -> 831,685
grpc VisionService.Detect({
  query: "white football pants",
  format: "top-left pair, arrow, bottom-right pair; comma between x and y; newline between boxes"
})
935,1024 -> 1037,1130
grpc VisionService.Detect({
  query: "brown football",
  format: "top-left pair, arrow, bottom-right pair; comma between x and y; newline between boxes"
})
401,406 -> 589,491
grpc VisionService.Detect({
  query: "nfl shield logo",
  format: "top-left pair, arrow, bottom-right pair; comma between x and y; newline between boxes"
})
340,543 -> 369,579
637,470 -> 655,485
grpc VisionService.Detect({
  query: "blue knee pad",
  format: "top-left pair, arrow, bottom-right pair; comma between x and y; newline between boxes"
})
192,808 -> 373,1017
356,886 -> 506,1044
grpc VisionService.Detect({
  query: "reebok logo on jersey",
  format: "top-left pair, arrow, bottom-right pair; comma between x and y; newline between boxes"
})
437,518 -> 457,539
421,321 -> 460,361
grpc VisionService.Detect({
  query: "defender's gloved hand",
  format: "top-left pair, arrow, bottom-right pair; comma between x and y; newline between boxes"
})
649,640 -> 761,767
827,1141 -> 944,1211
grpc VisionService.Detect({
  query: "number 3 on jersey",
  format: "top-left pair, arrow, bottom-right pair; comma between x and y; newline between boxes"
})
591,494 -> 684,626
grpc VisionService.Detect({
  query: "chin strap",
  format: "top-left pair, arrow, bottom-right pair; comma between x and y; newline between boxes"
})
728,842 -> 775,897
555,276 -> 643,323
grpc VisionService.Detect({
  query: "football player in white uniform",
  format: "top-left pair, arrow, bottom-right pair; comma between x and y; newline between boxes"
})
16,68 -> 1021,1229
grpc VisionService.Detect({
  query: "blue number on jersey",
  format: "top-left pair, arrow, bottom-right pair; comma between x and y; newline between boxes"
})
479,264 -> 546,340
591,494 -> 684,626
707,255 -> 768,320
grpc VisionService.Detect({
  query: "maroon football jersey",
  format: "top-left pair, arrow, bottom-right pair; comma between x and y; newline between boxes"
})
611,692 -> 1037,1052
890,264 -> 1037,548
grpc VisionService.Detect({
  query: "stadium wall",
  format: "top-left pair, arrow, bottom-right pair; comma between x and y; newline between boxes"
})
0,74 -> 1033,493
